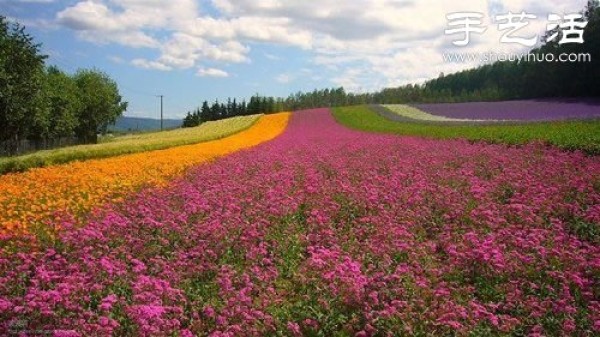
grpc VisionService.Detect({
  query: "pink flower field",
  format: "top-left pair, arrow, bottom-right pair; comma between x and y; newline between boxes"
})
1,109 -> 599,336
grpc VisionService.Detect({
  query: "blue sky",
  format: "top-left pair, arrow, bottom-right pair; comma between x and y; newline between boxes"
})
2,0 -> 588,118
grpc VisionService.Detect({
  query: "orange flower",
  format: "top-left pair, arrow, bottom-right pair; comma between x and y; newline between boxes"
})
0,113 -> 290,237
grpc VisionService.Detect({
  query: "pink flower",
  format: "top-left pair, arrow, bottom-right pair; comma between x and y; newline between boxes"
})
99,294 -> 118,311
287,322 -> 302,336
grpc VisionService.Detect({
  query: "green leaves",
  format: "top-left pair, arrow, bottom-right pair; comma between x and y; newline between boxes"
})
74,69 -> 128,143
1,17 -> 128,154
0,16 -> 47,154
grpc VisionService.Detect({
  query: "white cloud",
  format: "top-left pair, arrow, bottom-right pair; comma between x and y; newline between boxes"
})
57,0 -> 198,31
186,16 -> 312,49
152,34 -> 249,70
131,58 -> 172,71
56,1 -> 162,48
197,67 -> 229,77
53,0 -> 590,89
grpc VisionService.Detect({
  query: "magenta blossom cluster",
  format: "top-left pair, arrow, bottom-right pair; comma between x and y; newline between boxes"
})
1,109 -> 599,336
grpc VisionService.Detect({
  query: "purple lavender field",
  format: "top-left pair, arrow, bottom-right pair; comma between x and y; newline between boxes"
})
413,100 -> 600,121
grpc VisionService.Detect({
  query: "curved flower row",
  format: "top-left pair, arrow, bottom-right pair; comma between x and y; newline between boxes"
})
0,113 -> 290,238
383,104 -> 497,122
1,109 -> 598,336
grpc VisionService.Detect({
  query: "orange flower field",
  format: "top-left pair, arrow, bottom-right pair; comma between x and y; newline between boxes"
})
0,113 -> 290,238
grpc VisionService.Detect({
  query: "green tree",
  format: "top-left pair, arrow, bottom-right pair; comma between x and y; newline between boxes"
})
74,69 -> 128,143
0,16 -> 47,154
44,66 -> 80,139
182,111 -> 195,128
208,100 -> 220,121
200,101 -> 210,122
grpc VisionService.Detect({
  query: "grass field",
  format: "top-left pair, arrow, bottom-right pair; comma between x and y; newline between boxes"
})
333,105 -> 600,154
0,115 -> 261,175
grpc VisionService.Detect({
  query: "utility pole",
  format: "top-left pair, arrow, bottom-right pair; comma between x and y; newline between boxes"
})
157,95 -> 164,131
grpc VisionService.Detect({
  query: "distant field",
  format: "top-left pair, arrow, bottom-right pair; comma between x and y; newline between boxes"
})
381,104 -> 498,122
414,99 -> 600,121
0,115 -> 261,174
108,116 -> 182,132
333,105 -> 600,154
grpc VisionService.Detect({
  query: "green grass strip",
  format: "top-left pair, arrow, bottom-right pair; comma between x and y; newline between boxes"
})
332,105 -> 600,155
0,115 -> 262,174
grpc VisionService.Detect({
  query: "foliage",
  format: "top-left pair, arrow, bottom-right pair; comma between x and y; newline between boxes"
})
0,17 -> 128,156
43,66 -> 81,139
183,95 -> 281,128
0,16 -> 47,155
73,69 -> 128,143
332,105 -> 600,154
183,88 -> 378,129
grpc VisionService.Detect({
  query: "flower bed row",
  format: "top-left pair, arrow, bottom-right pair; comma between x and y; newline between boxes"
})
1,109 -> 598,336
0,113 -> 290,239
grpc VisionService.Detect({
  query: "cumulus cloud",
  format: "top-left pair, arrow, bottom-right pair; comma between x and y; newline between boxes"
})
53,0 -> 590,88
197,67 -> 229,77
56,1 -> 163,48
131,59 -> 172,71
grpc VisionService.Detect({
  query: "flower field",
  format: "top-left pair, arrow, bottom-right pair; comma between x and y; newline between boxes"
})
0,113 -> 289,239
339,105 -> 600,154
1,108 -> 599,336
413,100 -> 600,121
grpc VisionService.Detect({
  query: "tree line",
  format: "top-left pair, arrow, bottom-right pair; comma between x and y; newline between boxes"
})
182,88 -> 372,127
183,95 -> 281,127
1,16 -> 127,155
